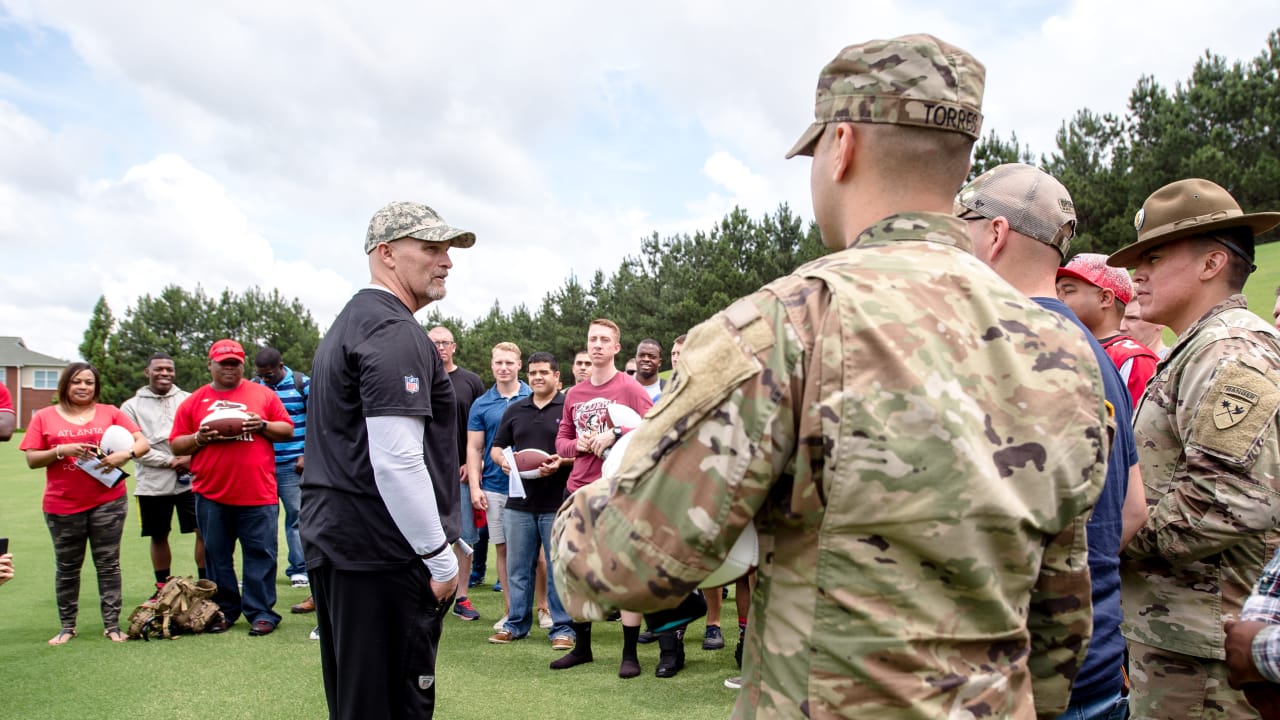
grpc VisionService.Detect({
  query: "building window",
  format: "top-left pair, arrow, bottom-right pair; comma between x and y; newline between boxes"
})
0,367 -> 6,385
34,370 -> 58,390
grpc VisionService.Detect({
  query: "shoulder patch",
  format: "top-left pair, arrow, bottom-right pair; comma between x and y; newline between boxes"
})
644,312 -> 761,426
1190,362 -> 1280,463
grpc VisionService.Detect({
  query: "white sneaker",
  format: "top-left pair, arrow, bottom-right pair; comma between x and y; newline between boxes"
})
309,626 -> 320,641
492,614 -> 509,631
724,676 -> 743,689
290,574 -> 310,588
538,608 -> 553,630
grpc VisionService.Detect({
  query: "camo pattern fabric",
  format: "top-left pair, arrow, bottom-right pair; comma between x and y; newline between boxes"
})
126,576 -> 223,639
44,495 -> 127,631
553,211 -> 1109,719
1128,640 -> 1260,720
364,201 -> 476,253
787,33 -> 985,158
1121,295 -> 1280,716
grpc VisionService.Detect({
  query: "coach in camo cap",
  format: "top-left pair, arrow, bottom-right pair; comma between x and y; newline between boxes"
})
553,33 -> 1108,718
304,199 -> 475,718
365,201 -> 476,254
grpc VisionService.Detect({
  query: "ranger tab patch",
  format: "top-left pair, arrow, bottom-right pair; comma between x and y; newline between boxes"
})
1214,384 -> 1258,430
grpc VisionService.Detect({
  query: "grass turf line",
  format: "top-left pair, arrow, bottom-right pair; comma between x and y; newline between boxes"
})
0,439 -> 739,720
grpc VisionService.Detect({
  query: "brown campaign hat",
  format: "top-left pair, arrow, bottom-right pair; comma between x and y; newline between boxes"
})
785,33 -> 985,159
1107,178 -> 1280,268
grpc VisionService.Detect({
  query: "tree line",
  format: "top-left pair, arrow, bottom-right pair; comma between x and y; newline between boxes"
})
79,30 -> 1280,390
79,286 -> 320,406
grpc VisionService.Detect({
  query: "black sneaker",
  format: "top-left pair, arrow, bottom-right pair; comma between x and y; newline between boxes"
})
637,630 -> 657,644
703,625 -> 725,650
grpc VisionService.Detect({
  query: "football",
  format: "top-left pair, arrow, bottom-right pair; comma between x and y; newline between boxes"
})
513,448 -> 553,479
606,403 -> 643,430
600,430 -> 634,479
99,425 -> 135,455
201,408 -> 250,438
698,522 -> 759,589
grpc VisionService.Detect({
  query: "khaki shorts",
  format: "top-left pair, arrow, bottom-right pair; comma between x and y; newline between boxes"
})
483,491 -> 508,545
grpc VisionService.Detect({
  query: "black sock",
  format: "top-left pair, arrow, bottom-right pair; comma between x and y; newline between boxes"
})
571,621 -> 592,656
155,569 -> 169,584
622,624 -> 640,660
197,567 -> 207,580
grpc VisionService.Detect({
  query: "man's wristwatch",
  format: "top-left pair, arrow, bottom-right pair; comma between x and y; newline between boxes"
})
612,427 -> 623,440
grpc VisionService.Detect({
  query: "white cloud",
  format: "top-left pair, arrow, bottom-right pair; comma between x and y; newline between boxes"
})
0,0 -> 1275,362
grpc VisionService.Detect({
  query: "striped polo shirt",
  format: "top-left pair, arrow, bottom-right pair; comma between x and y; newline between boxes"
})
255,364 -> 309,464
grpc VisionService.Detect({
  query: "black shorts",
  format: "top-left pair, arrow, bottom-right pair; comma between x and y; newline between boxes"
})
137,492 -> 198,537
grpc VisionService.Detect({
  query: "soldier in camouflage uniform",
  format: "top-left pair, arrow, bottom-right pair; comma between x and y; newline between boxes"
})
1108,179 -> 1280,720
552,34 -> 1111,719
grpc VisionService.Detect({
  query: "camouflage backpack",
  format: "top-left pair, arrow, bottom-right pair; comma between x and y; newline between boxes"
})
126,576 -> 224,640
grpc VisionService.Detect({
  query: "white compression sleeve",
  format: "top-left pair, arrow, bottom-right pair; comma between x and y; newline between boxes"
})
366,415 -> 459,582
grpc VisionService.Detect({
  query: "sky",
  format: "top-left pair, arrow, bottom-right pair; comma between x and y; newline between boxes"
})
1,1 -> 1276,362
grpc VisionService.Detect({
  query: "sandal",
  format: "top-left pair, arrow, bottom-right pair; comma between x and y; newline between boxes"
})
48,628 -> 76,646
104,627 -> 127,643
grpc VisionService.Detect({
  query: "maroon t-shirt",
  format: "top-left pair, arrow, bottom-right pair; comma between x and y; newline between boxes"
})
556,371 -> 653,493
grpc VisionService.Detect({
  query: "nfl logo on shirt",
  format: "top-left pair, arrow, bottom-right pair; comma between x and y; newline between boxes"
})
404,375 -> 420,394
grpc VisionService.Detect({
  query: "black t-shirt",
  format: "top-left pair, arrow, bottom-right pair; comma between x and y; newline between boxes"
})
448,366 -> 485,464
492,392 -> 570,514
301,288 -> 459,571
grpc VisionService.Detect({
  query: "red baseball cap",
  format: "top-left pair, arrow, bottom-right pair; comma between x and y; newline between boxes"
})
1057,253 -> 1134,305
208,339 -> 246,363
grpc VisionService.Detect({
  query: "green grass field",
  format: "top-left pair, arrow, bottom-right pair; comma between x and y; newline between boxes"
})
0,440 -> 741,720
1242,241 -> 1280,322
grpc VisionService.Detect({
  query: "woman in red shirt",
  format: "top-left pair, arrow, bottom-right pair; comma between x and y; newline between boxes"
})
20,362 -> 148,645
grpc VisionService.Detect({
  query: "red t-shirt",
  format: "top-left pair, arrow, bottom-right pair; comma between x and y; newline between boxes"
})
557,371 -> 654,493
170,380 -> 291,506
19,405 -> 140,514
1100,335 -> 1160,409
0,383 -> 12,414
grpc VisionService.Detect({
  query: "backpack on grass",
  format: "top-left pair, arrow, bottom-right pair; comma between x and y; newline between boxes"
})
126,576 -> 224,641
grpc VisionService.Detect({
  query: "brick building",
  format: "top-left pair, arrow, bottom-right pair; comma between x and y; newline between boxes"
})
0,337 -> 68,429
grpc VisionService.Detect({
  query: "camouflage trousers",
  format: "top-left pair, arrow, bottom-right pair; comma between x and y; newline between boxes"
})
44,496 -> 128,631
1128,640 -> 1259,720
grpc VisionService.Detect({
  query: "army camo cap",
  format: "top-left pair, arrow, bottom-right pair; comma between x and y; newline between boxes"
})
365,201 -> 476,254
785,33 -> 985,159
955,163 -> 1076,257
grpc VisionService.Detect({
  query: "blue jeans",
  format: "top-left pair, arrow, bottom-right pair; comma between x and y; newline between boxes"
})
502,507 -> 573,640
1056,690 -> 1128,720
195,495 -> 280,626
459,482 -> 479,547
276,462 -> 305,577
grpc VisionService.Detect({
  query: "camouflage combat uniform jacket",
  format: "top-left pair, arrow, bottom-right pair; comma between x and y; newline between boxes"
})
1122,295 -> 1280,659
552,212 -> 1110,719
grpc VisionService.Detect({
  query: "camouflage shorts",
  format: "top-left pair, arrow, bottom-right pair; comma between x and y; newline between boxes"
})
1127,640 -> 1258,720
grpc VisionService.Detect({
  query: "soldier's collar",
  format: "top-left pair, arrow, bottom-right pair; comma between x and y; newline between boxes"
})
851,212 -> 972,252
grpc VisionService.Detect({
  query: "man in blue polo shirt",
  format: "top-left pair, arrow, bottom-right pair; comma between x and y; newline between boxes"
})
467,342 -> 530,630
254,347 -> 312,589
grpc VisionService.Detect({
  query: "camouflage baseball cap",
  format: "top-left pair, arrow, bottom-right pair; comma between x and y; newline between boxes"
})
364,201 -> 476,254
955,163 -> 1076,257
785,33 -> 985,159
